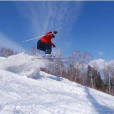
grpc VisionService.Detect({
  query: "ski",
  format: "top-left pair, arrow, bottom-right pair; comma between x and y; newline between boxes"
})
34,57 -> 71,59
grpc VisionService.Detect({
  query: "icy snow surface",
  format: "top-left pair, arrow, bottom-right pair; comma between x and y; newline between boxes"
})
0,53 -> 114,114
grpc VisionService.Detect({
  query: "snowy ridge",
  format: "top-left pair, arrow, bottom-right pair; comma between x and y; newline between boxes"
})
0,53 -> 114,114
89,59 -> 114,70
89,59 -> 114,78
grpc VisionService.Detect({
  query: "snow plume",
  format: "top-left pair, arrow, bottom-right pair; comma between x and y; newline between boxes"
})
0,33 -> 25,52
16,2 -> 83,36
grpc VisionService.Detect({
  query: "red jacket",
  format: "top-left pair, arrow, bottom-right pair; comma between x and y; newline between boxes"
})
39,32 -> 54,46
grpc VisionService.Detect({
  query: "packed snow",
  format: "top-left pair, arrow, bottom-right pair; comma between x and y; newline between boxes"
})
0,53 -> 114,114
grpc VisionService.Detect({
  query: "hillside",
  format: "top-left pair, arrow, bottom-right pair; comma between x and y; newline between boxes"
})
0,53 -> 114,114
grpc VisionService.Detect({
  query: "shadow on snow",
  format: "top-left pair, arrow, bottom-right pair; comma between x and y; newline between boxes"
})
84,87 -> 114,114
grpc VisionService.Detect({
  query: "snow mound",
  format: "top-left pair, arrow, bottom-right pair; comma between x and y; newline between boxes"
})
0,53 -> 45,79
0,53 -> 114,114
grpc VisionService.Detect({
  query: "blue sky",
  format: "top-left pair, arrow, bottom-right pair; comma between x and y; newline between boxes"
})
0,1 -> 114,60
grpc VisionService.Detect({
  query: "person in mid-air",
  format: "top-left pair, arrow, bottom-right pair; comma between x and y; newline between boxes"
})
37,31 -> 57,57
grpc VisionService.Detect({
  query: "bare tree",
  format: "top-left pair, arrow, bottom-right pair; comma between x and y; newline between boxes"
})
79,52 -> 91,85
68,51 -> 81,82
0,47 -> 15,57
68,50 -> 91,85
103,64 -> 114,94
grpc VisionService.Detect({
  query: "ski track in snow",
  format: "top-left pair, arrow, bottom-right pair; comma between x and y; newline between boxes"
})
0,53 -> 114,114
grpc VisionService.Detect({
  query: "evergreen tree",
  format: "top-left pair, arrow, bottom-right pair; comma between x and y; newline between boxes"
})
87,65 -> 104,90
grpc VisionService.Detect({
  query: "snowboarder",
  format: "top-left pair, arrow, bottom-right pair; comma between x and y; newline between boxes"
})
37,31 -> 57,57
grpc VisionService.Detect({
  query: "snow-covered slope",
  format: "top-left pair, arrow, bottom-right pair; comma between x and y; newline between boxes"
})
0,53 -> 114,114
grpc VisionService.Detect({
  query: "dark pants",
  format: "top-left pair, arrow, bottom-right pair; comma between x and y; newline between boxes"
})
37,40 -> 52,54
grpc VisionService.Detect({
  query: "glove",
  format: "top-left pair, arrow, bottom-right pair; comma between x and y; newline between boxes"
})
51,34 -> 55,38
53,31 -> 58,34
53,44 -> 56,47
